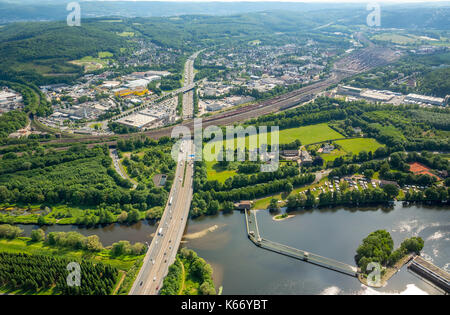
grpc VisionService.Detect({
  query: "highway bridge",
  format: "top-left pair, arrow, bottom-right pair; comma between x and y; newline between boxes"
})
129,138 -> 194,295
245,210 -> 359,277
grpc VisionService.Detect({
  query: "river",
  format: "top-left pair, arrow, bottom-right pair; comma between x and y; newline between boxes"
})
17,202 -> 449,295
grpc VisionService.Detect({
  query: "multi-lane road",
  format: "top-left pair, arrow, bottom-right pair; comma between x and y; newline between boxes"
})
181,51 -> 200,119
129,138 -> 194,295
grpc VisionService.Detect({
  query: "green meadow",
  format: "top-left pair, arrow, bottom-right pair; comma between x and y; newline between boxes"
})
205,123 -> 344,182
334,138 -> 384,155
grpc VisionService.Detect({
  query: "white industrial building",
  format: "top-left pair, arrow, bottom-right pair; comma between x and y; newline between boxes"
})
117,113 -> 157,129
405,93 -> 445,106
360,90 -> 394,103
126,79 -> 151,89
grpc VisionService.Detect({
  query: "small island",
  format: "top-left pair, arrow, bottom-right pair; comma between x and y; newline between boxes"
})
355,230 -> 424,287
273,213 -> 295,221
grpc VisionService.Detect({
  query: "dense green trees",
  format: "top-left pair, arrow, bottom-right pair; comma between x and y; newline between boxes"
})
355,230 -> 394,273
111,240 -> 146,256
0,146 -> 138,207
191,173 -> 314,217
355,230 -> 425,274
0,252 -> 118,295
30,228 -> 45,242
160,74 -> 182,91
47,231 -> 104,252
0,224 -> 23,239
160,248 -> 215,295
247,97 -> 450,153
160,257 -> 183,295
0,144 -> 176,223
0,110 -> 28,139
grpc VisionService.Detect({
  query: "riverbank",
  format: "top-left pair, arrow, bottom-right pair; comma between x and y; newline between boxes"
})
0,203 -> 147,226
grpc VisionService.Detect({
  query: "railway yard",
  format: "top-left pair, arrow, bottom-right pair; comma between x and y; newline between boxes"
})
26,44 -> 401,150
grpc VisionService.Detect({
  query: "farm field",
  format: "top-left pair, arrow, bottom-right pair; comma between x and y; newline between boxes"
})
372,33 -> 419,45
334,138 -> 384,155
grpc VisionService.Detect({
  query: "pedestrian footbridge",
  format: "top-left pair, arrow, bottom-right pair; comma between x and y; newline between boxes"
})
245,210 -> 359,277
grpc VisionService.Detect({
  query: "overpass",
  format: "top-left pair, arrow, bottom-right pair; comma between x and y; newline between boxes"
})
245,210 -> 359,277
129,138 -> 194,295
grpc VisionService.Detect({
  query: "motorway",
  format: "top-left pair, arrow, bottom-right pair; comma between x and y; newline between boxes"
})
181,51 -> 200,119
129,138 -> 194,295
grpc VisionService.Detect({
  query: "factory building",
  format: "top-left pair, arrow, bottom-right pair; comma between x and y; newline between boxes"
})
405,93 -> 445,106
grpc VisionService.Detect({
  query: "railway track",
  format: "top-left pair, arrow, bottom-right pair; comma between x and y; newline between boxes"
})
18,44 -> 399,150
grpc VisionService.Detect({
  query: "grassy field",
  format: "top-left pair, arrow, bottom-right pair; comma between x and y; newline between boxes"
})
206,161 -> 237,183
320,149 -> 347,162
0,204 -> 102,225
205,123 -> 344,182
98,51 -> 114,58
334,138 -> 384,155
69,56 -> 108,72
208,123 -> 343,151
117,32 -> 135,37
372,33 -> 418,45
371,33 -> 447,47
279,123 -> 344,145
0,237 -> 140,271
0,237 -> 143,295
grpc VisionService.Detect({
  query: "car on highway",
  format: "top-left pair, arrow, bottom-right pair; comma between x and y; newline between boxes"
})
303,252 -> 309,261
153,277 -> 156,282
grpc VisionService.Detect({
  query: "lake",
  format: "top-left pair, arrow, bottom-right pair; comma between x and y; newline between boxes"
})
17,202 -> 449,295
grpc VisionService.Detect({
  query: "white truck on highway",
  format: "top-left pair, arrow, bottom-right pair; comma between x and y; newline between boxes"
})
169,196 -> 173,206
158,228 -> 163,236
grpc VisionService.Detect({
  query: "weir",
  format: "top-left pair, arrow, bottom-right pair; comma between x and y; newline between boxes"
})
408,256 -> 450,294
245,210 -> 359,277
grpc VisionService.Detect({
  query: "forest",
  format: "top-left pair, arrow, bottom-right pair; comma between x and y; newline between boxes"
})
0,20 -> 130,85
0,252 -> 118,294
0,143 -> 173,225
